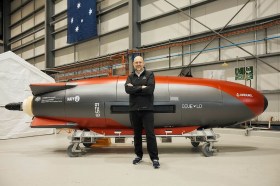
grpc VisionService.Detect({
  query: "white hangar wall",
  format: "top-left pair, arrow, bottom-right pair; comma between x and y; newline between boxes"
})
53,0 -> 129,66
10,0 -> 45,69
9,0 -> 280,67
9,0 -> 129,67
140,0 -> 280,45
256,56 -> 280,121
7,0 -> 280,122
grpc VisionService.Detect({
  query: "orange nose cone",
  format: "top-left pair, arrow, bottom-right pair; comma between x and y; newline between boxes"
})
238,89 -> 267,117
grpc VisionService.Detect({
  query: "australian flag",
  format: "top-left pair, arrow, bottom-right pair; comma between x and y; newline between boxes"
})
67,0 -> 97,44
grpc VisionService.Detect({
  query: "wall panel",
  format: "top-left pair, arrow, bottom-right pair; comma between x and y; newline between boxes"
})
22,1 -> 34,18
76,39 -> 100,61
54,31 -> 68,49
191,2 -> 207,34
11,10 -> 21,25
55,0 -> 67,15
55,47 -> 75,66
191,0 -> 255,34
35,40 -> 45,56
144,49 -> 169,70
35,0 -> 44,9
11,0 -> 21,12
141,0 -> 190,20
267,25 -> 280,54
258,0 -> 280,18
22,34 -> 34,44
27,58 -> 35,66
54,19 -> 67,30
11,41 -> 22,49
28,56 -> 45,70
21,45 -> 34,59
34,56 -> 46,70
183,45 -> 191,66
142,14 -> 190,45
257,56 -> 280,91
22,0 -> 31,5
100,29 -> 128,55
100,0 -> 124,9
203,0 -> 236,29
11,25 -> 21,38
35,9 -> 45,25
170,46 -> 183,67
191,40 -> 219,64
256,30 -> 266,55
231,0 -> 255,24
35,29 -> 45,38
22,17 -> 34,32
14,51 -> 22,57
100,6 -> 128,34
221,32 -> 255,60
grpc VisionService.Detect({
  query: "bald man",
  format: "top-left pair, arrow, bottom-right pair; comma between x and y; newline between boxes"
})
125,56 -> 160,169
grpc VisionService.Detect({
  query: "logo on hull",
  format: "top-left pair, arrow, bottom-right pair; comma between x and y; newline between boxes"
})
182,104 -> 203,109
35,97 -> 41,102
95,103 -> 100,117
67,96 -> 80,102
236,93 -> 253,97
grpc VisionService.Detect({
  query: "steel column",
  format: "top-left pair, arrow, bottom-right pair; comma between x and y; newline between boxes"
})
129,0 -> 141,72
45,0 -> 55,68
3,0 -> 11,51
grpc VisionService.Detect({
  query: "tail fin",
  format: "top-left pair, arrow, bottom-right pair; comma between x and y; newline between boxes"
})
30,83 -> 77,96
31,117 -> 78,128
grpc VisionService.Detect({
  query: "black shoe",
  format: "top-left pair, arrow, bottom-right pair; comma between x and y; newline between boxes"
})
132,157 -> 142,165
152,160 -> 160,169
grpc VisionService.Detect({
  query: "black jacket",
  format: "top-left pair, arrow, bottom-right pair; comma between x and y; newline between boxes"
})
125,69 -> 155,111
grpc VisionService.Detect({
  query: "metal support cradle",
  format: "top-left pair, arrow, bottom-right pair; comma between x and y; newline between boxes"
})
66,128 -> 220,157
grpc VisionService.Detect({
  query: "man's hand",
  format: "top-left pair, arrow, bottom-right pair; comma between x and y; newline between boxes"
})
127,83 -> 133,87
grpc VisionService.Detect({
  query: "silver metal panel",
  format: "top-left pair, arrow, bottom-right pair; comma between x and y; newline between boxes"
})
154,83 -> 169,101
217,92 -> 256,126
181,101 -> 224,127
169,84 -> 222,102
179,91 -> 255,127
116,78 -> 129,101
171,84 -> 223,127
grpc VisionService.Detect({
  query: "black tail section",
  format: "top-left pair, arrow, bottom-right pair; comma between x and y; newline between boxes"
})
30,83 -> 77,96
4,102 -> 22,111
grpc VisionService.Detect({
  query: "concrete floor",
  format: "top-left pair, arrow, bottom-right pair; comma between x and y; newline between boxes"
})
0,129 -> 280,186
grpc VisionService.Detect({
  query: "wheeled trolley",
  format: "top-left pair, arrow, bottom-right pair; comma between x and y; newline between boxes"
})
66,129 -> 220,157
183,129 -> 220,157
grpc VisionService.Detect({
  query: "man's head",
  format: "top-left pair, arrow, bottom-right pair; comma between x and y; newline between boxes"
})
133,56 -> 145,72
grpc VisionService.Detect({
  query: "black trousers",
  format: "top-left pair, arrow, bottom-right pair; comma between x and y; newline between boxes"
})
129,111 -> 159,161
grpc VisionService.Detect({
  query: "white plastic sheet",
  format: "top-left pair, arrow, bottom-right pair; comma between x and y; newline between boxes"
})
0,51 -> 54,139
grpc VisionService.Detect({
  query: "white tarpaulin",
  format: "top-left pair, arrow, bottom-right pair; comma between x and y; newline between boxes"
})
0,51 -> 54,139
